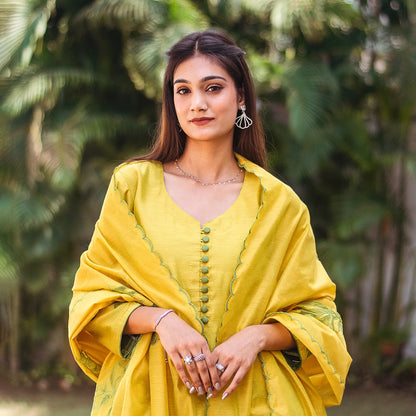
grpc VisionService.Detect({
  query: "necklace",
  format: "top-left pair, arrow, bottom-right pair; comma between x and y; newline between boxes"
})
174,159 -> 243,186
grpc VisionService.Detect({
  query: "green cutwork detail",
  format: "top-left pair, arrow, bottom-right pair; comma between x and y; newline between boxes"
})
214,157 -> 267,345
112,164 -> 205,336
79,350 -> 101,378
110,285 -> 144,299
294,300 -> 344,334
280,311 -> 345,385
259,354 -> 274,415
92,357 -> 130,413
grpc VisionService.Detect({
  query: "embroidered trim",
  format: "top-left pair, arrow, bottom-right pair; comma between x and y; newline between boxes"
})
112,163 -> 205,335
214,156 -> 267,345
278,311 -> 345,385
79,350 -> 101,377
259,353 -> 275,415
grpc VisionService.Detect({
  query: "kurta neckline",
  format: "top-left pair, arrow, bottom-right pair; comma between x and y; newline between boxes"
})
156,161 -> 248,229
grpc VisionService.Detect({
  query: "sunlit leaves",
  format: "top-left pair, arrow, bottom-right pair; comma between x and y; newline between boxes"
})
0,0 -> 55,71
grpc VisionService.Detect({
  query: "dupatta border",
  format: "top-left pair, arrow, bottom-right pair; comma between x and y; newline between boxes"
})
112,163 -> 205,335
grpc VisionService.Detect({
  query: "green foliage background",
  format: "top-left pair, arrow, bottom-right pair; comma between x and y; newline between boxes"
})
1,0 -> 415,386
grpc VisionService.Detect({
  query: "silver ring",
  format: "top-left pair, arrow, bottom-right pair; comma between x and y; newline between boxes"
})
216,362 -> 225,372
193,353 -> 205,362
184,355 -> 193,365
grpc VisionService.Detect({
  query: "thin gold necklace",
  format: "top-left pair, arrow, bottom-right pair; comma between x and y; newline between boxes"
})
174,159 -> 243,186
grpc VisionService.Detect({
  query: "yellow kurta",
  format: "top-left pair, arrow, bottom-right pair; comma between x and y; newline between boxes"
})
68,154 -> 351,415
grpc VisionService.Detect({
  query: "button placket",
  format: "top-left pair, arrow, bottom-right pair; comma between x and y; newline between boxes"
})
200,227 -> 211,324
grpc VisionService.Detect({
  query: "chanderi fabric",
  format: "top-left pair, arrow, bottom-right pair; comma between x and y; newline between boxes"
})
68,154 -> 351,415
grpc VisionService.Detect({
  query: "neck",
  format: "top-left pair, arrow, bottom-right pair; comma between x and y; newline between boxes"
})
178,140 -> 239,183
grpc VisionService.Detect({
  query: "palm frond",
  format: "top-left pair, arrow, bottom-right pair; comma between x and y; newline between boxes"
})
0,0 -> 55,71
76,0 -> 166,30
42,109 -> 145,190
270,0 -> 358,41
0,187 -> 65,233
283,61 -> 339,141
0,241 -> 19,299
1,67 -> 97,116
332,192 -> 390,239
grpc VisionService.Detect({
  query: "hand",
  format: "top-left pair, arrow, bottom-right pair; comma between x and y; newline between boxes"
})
155,312 -> 221,397
211,326 -> 263,399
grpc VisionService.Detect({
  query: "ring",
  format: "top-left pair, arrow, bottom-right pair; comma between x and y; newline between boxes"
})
193,353 -> 205,362
184,356 -> 193,365
216,362 -> 225,372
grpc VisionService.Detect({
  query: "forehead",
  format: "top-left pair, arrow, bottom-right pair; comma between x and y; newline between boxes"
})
173,54 -> 231,82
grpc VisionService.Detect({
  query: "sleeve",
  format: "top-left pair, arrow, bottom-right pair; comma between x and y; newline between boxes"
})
84,302 -> 142,358
68,167 -> 154,381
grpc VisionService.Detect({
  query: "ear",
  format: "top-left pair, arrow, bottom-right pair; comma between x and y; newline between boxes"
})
237,87 -> 245,108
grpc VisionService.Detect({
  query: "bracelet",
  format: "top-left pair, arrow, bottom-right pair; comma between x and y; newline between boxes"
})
154,309 -> 174,330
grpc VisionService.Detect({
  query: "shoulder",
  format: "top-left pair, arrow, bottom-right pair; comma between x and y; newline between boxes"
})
237,154 -> 307,213
113,160 -> 160,188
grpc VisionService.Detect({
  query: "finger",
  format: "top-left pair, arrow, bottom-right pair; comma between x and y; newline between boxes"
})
183,356 -> 205,395
202,353 -> 221,392
169,353 -> 193,392
193,356 -> 213,394
221,366 -> 248,400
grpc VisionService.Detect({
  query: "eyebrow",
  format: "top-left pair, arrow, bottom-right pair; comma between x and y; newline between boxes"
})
173,75 -> 227,85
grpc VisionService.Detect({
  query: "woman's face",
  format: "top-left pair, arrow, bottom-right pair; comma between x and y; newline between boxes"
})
173,54 -> 244,145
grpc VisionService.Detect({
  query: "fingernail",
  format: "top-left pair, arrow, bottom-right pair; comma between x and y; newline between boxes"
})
215,382 -> 220,390
197,386 -> 204,395
222,392 -> 229,400
189,386 -> 196,394
207,393 -> 213,399
186,382 -> 191,389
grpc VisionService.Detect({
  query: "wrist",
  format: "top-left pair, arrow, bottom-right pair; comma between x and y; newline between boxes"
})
154,309 -> 175,332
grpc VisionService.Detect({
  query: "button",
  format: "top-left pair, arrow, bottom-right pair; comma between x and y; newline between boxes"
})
201,255 -> 209,263
201,286 -> 208,293
202,236 -> 210,243
201,305 -> 208,313
201,266 -> 209,274
203,227 -> 211,233
201,276 -> 209,284
201,316 -> 209,324
202,245 -> 209,252
201,295 -> 209,303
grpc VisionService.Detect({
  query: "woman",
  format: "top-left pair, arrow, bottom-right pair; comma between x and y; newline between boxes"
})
69,30 -> 351,415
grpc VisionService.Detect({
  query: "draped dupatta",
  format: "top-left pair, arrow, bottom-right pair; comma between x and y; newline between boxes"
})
69,155 -> 351,415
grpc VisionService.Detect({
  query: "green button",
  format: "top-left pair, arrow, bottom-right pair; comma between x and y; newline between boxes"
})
201,266 -> 209,274
202,245 -> 209,252
201,295 -> 209,303
201,276 -> 209,284
202,236 -> 210,243
201,255 -> 209,263
201,316 -> 209,324
201,286 -> 208,293
201,305 -> 208,313
203,227 -> 211,233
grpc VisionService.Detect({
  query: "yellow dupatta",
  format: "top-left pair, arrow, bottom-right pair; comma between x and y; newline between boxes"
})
68,155 -> 351,415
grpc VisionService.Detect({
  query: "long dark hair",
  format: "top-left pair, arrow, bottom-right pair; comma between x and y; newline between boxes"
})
134,30 -> 267,168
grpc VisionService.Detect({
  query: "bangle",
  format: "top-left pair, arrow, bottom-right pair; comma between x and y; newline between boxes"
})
154,309 -> 174,330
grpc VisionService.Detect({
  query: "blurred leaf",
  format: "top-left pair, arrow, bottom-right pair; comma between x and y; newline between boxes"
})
0,0 -> 56,71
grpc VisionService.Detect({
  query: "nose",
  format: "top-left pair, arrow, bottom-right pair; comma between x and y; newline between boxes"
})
190,92 -> 207,112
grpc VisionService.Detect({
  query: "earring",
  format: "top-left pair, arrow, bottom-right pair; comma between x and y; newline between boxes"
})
235,105 -> 253,129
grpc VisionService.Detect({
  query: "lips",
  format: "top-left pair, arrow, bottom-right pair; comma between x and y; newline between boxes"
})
190,117 -> 214,126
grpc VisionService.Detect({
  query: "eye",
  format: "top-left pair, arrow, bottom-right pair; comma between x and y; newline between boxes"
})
176,87 -> 190,95
207,85 -> 223,93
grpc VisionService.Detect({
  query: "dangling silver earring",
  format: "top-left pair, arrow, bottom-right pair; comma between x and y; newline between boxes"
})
235,105 -> 253,129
